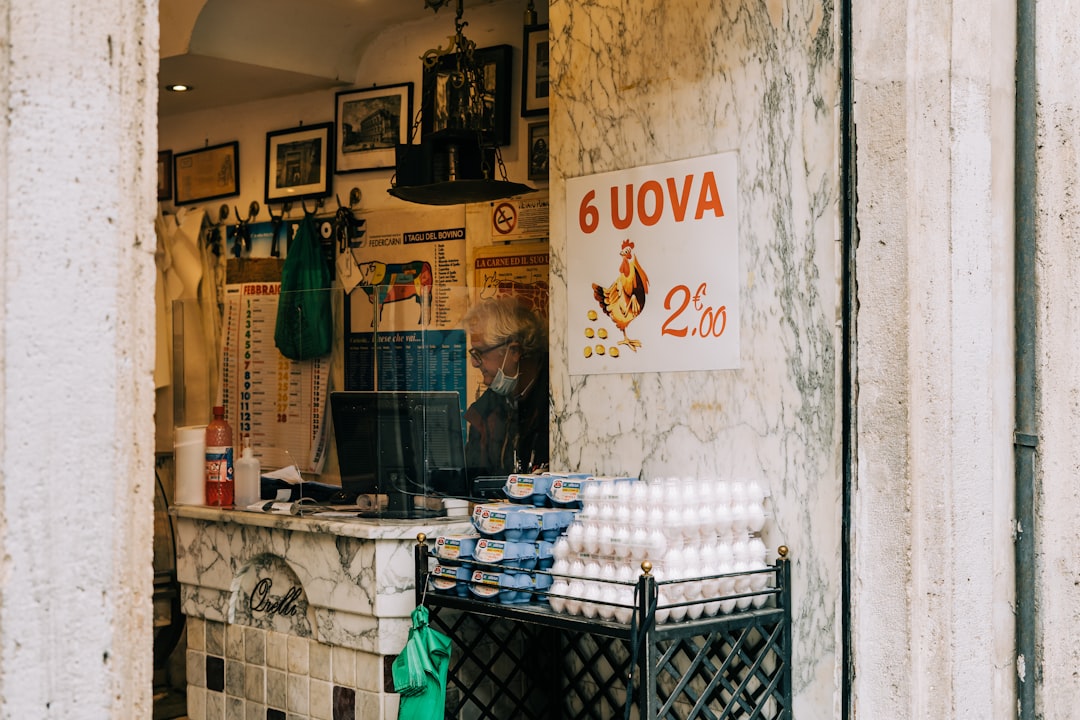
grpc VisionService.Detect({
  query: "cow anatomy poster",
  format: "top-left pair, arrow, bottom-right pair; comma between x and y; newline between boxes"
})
565,152 -> 741,375
344,205 -> 469,398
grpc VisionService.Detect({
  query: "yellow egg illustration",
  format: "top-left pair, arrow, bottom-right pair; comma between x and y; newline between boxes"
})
598,328 -> 608,339
610,347 -> 620,357
585,328 -> 595,338
584,346 -> 593,358
596,344 -> 606,356
587,310 -> 598,321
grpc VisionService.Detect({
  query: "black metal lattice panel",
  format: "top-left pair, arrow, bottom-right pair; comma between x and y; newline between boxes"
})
649,619 -> 790,719
428,607 -> 789,720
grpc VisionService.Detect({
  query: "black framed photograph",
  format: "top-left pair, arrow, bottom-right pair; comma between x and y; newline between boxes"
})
521,24 -> 549,117
335,83 -> 412,174
173,141 -> 239,205
527,121 -> 549,181
422,44 -> 512,146
157,150 -> 173,201
265,122 -> 334,204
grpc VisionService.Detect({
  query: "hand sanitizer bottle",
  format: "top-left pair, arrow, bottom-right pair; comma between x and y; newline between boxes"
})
234,440 -> 262,508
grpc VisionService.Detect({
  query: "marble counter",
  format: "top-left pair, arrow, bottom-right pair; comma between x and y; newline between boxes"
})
171,505 -> 472,719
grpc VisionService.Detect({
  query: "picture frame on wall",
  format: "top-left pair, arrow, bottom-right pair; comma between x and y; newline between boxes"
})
527,121 -> 549,181
521,24 -> 549,117
157,150 -> 173,201
264,122 -> 334,204
335,83 -> 413,174
422,44 -> 512,146
173,141 -> 239,205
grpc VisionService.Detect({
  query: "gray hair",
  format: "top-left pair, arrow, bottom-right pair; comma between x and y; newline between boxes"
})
464,296 -> 547,357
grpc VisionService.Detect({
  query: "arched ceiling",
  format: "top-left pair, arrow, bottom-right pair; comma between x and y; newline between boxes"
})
159,0 -> 497,116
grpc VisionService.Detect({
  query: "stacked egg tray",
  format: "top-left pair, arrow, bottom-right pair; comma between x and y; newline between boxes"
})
426,474 -> 780,621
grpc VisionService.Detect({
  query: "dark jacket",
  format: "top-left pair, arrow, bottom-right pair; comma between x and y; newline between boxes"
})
464,365 -> 549,476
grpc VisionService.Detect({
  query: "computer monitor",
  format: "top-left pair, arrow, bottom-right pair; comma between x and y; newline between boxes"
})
329,390 -> 468,518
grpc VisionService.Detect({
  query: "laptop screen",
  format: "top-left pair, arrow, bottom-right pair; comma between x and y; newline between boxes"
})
329,391 -> 469,509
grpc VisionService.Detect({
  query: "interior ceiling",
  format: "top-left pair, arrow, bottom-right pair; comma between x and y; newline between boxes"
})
159,0 -> 498,117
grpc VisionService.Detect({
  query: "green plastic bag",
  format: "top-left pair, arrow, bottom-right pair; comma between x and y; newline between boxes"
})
274,213 -> 333,360
393,606 -> 452,720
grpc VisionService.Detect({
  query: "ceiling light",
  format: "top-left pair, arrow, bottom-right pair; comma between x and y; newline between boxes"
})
164,84 -> 194,92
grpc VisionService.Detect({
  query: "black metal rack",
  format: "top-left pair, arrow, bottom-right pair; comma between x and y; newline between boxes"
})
413,536 -> 793,719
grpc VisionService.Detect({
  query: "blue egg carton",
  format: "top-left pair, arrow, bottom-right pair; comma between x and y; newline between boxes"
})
467,569 -> 535,604
473,539 -> 538,569
471,503 -> 543,541
434,533 -> 480,562
428,564 -> 471,597
524,508 -> 577,541
535,540 -> 555,570
544,473 -> 593,508
503,473 -> 554,506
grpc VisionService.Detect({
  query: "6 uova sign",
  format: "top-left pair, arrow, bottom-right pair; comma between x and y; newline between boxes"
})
566,153 -> 740,375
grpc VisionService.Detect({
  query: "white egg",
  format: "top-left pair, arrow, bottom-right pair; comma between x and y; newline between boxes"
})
748,537 -> 768,562
553,537 -> 571,560
714,481 -> 732,507
566,523 -> 585,553
569,559 -> 586,579
733,561 -> 753,610
565,581 -> 585,615
729,503 -> 748,534
686,600 -> 704,620
631,482 -> 648,504
583,524 -> 600,555
614,587 -> 635,624
584,561 -> 602,579
598,502 -> 615,522
647,506 -> 665,530
549,581 -> 569,613
654,588 -> 671,624
551,558 -> 571,578
731,480 -> 748,505
714,505 -> 733,535
746,502 -> 766,533
598,585 -> 619,620
615,504 -> 632,526
630,504 -> 648,528
746,480 -> 766,505
648,482 -> 666,507
581,583 -> 602,618
649,529 -> 668,558
597,523 -> 614,556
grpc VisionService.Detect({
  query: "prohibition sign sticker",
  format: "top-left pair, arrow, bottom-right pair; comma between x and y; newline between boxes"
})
492,202 -> 518,235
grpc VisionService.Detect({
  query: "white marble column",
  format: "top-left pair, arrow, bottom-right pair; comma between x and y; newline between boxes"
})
549,0 -> 842,714
0,0 -> 158,716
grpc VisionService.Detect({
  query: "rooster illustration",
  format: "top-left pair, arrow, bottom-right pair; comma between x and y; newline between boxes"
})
592,239 -> 650,350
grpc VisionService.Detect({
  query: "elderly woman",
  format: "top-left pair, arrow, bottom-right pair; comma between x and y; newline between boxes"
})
463,296 -> 549,477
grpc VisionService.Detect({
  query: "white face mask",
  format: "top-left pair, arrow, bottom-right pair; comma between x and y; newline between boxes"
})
488,349 -> 518,396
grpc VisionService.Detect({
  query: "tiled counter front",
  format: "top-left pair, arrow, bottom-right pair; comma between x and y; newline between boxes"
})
173,506 -> 471,720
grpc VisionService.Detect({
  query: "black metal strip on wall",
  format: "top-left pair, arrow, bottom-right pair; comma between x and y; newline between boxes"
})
840,0 -> 857,715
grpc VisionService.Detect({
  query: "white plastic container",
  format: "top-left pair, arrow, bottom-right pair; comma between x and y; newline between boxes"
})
234,443 -> 262,507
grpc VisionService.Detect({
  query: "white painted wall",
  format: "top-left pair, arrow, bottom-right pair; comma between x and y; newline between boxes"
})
0,0 -> 157,718
159,1 -> 543,218
851,0 -> 1018,716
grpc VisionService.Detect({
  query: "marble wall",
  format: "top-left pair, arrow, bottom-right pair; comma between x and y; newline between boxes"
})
548,0 -> 841,714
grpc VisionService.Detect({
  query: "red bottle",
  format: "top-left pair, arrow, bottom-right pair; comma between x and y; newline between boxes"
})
205,406 -> 235,506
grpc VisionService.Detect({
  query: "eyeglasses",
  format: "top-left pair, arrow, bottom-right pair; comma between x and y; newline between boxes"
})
468,340 -> 509,363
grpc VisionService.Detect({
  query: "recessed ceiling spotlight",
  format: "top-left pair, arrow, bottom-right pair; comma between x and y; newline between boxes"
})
164,84 -> 193,92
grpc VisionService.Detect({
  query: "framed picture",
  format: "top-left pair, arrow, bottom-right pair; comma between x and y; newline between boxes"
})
264,122 -> 334,204
173,141 -> 239,205
335,83 -> 413,173
157,150 -> 173,201
521,24 -> 550,117
422,44 -> 512,146
527,121 -> 549,181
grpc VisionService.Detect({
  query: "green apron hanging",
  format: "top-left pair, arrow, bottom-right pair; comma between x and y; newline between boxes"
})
274,212 -> 333,360
392,606 -> 452,720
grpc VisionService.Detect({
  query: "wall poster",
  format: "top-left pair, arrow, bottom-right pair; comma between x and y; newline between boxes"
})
565,152 -> 741,375
344,206 -> 469,404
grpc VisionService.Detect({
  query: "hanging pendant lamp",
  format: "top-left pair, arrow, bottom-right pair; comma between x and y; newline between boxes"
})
388,0 -> 536,206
